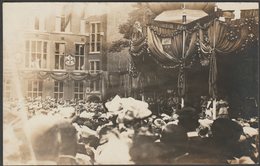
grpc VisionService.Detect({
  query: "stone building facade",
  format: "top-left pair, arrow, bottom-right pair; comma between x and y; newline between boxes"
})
3,4 -> 110,101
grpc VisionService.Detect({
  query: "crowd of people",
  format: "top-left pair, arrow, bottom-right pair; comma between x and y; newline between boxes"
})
3,95 -> 259,165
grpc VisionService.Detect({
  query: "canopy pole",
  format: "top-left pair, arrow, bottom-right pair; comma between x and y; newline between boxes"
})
141,92 -> 145,101
180,12 -> 186,108
212,7 -> 217,119
181,98 -> 185,108
213,98 -> 217,119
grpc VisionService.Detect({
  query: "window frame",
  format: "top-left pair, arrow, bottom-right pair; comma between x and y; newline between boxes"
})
89,60 -> 100,74
90,79 -> 100,92
31,16 -> 46,32
74,81 -> 84,100
89,22 -> 102,53
74,43 -> 85,71
25,40 -> 48,69
53,81 -> 64,99
55,15 -> 71,33
80,19 -> 86,34
27,79 -> 43,98
3,79 -> 11,99
34,16 -> 40,30
54,42 -> 66,70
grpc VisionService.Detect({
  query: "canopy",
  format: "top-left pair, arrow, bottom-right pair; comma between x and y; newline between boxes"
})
145,2 -> 216,15
154,9 -> 208,24
130,10 -> 259,98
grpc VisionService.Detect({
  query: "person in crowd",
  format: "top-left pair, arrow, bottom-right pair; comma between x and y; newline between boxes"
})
216,100 -> 230,119
24,115 -> 79,165
3,95 -> 259,165
174,118 -> 247,164
177,106 -> 200,132
130,123 -> 189,164
210,118 -> 256,163
95,125 -> 133,164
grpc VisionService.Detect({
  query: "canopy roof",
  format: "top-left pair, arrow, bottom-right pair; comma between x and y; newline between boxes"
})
145,2 -> 216,15
154,9 -> 208,24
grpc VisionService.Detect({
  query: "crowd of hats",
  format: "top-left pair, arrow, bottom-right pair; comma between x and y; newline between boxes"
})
3,95 -> 259,165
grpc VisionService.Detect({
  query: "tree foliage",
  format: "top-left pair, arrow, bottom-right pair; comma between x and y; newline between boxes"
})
109,39 -> 130,52
109,3 -> 152,52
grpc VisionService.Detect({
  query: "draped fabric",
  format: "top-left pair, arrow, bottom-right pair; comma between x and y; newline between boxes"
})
177,67 -> 186,97
130,25 -> 198,96
130,16 -> 258,98
147,27 -> 180,64
185,32 -> 197,58
199,20 -> 250,98
149,24 -> 180,37
38,71 -> 50,79
131,72 -> 160,91
21,71 -> 101,81
50,73 -> 69,81
130,36 -> 147,55
208,21 -> 248,53
209,51 -> 217,98
70,73 -> 89,81
147,26 -> 198,96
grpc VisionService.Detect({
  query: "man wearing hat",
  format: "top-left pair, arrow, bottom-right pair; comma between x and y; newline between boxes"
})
130,123 -> 189,164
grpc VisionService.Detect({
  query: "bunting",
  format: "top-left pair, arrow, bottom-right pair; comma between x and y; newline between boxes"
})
198,18 -> 258,98
130,15 -> 258,98
20,71 -> 101,81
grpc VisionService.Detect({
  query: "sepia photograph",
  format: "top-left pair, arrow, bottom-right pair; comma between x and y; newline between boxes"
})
2,2 -> 259,165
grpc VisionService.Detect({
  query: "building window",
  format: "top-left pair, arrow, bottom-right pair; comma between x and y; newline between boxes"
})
54,81 -> 64,99
25,40 -> 48,69
90,23 -> 101,53
75,44 -> 85,70
74,81 -> 84,99
90,80 -> 100,92
34,16 -> 40,30
80,20 -> 86,34
56,15 -> 71,32
28,80 -> 43,98
89,60 -> 100,74
4,79 -> 11,99
55,43 -> 65,70
32,16 -> 45,31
